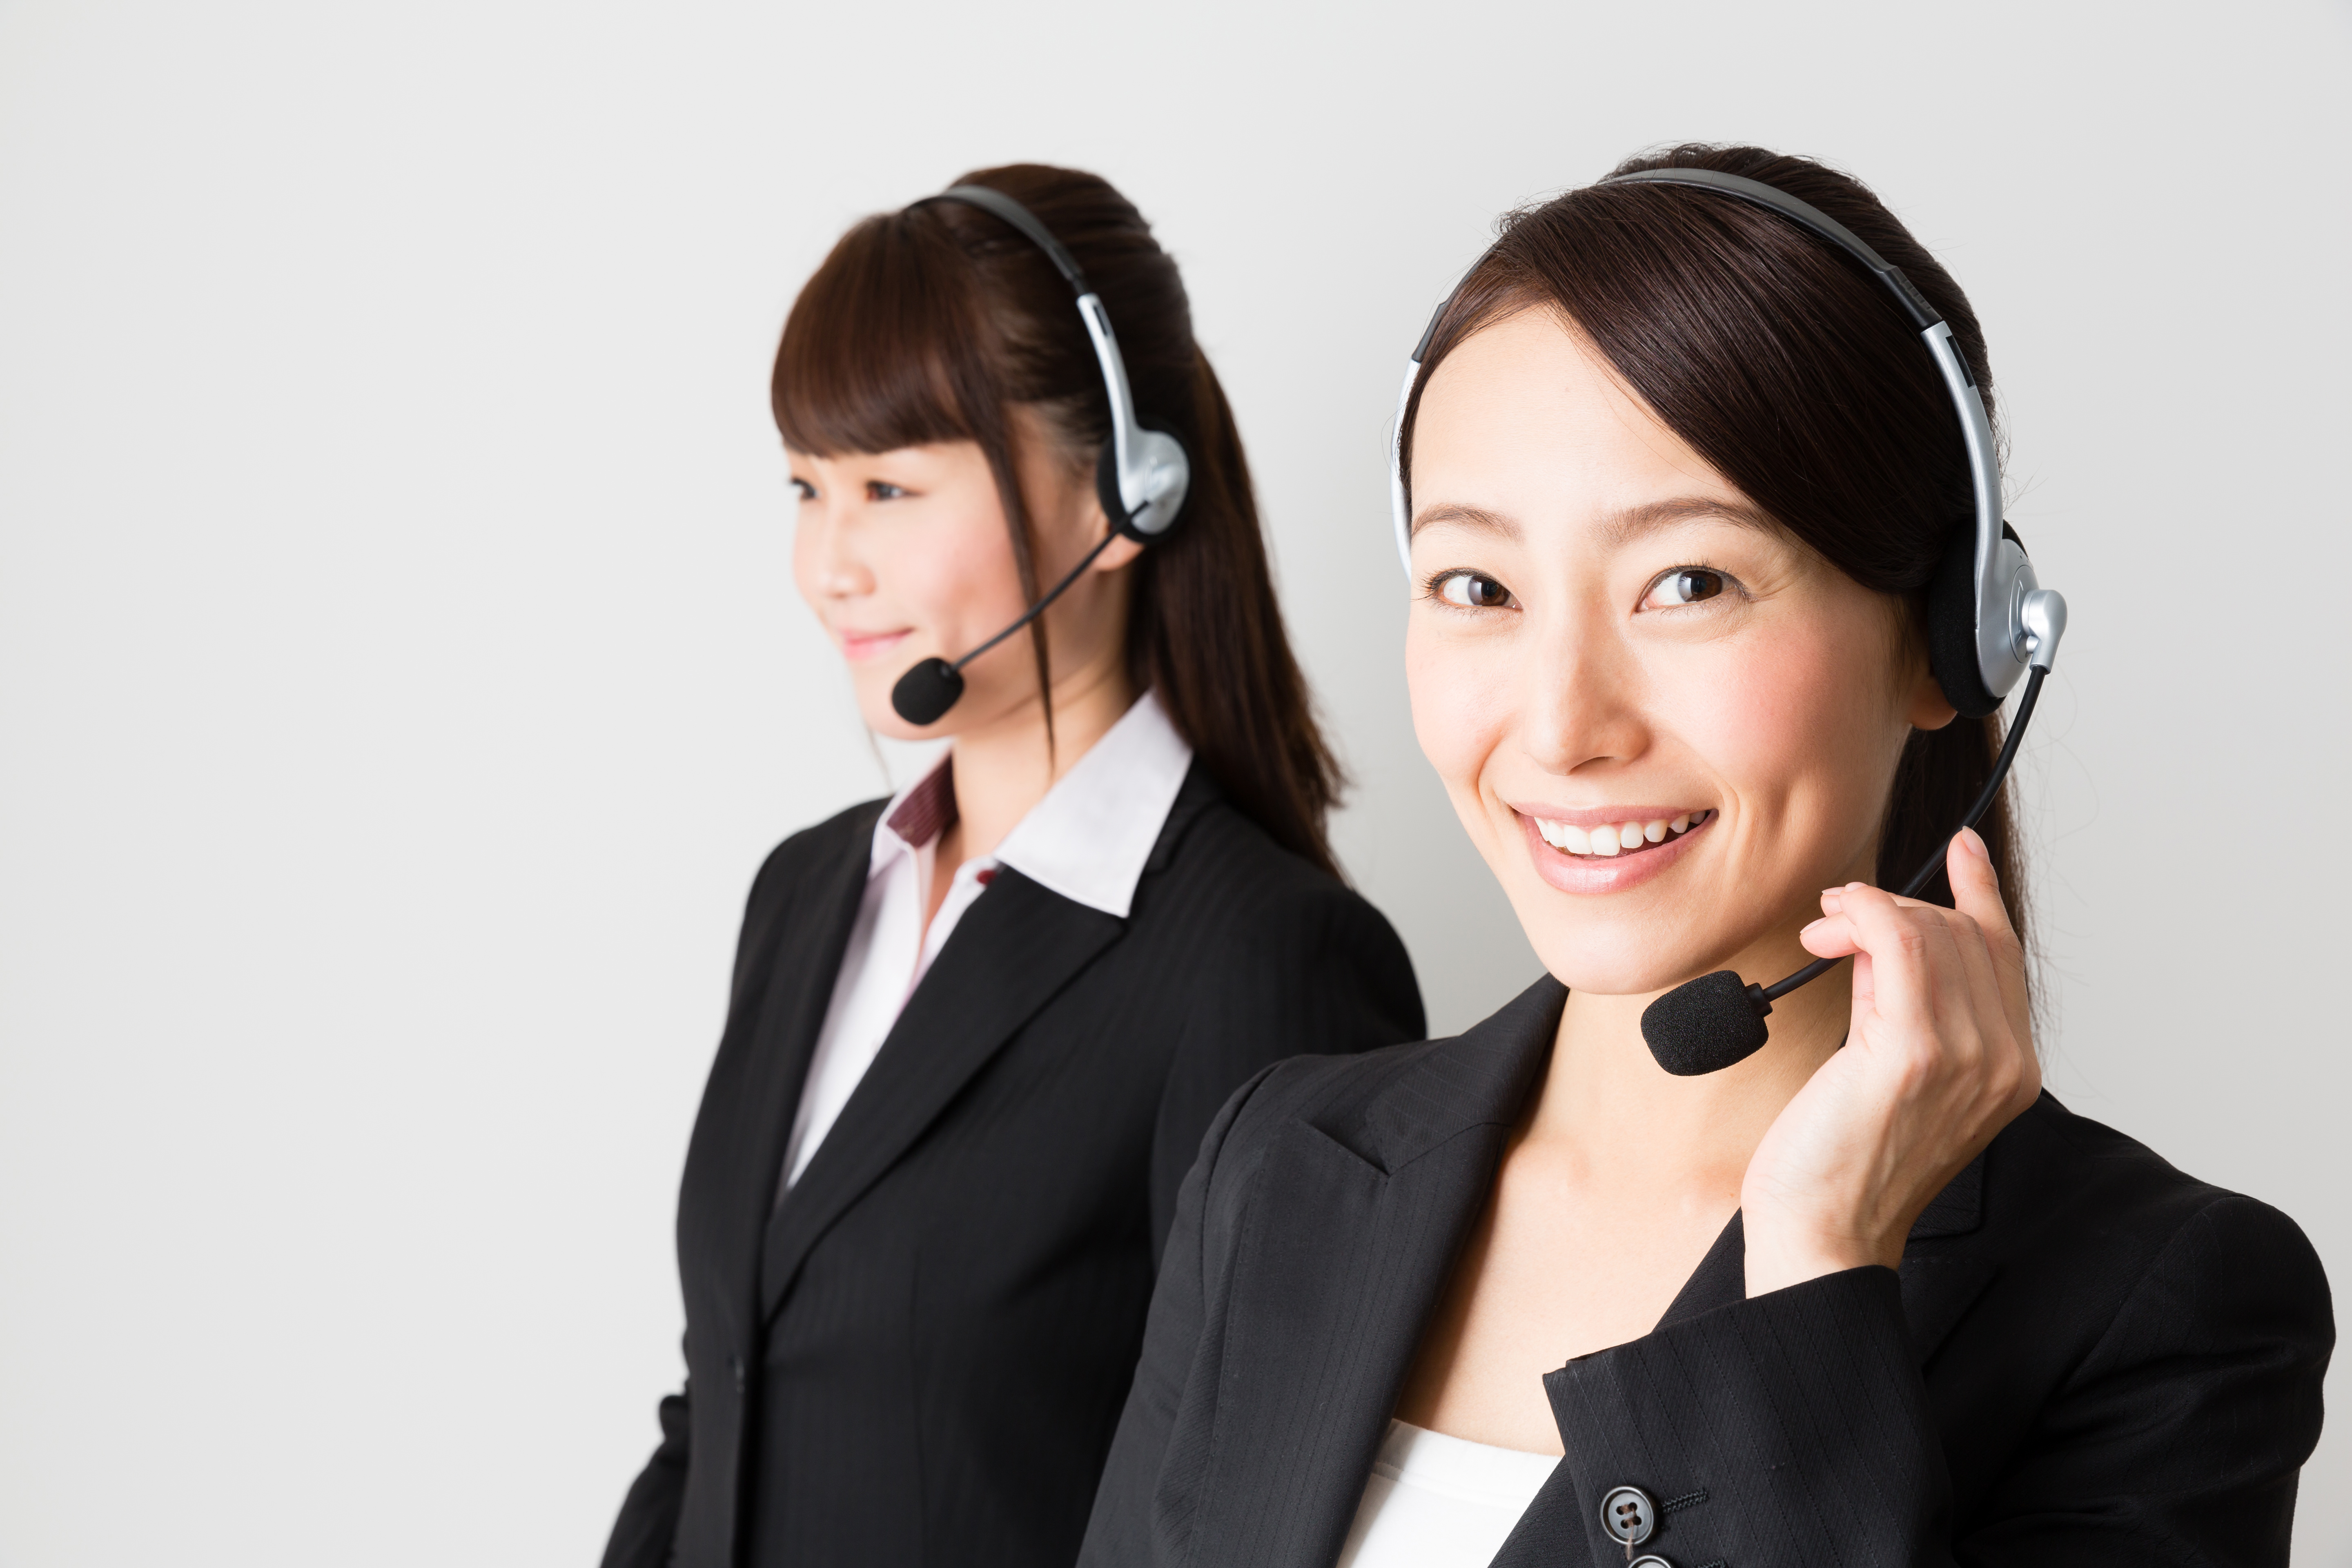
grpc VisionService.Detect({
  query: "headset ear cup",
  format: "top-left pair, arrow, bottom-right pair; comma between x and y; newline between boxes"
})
1097,420 -> 1192,544
1927,525 -> 2031,720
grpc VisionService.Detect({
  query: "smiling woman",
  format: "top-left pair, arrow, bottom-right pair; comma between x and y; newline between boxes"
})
599,166 -> 1425,1568
1080,146 -> 2332,1568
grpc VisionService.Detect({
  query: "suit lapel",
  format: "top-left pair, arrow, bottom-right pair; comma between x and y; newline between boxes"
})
758,866 -> 1123,1321
1187,980 -> 1567,1568
1898,1148 -> 1994,1366
697,806 -> 882,1341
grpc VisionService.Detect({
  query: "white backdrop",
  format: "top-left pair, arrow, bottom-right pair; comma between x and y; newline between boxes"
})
3,1 -> 2347,1563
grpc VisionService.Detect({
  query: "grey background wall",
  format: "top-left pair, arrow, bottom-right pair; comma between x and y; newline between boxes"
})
3,0 -> 2346,1562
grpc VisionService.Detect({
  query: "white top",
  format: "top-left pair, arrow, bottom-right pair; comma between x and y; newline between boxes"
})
774,690 -> 1195,1198
1336,1420 -> 1560,1568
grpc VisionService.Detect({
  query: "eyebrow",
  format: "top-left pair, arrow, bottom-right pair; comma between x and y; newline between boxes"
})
1409,495 -> 1775,546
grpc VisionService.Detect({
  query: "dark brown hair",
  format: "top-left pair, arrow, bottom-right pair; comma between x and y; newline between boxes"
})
1398,144 -> 2028,941
774,164 -> 1345,877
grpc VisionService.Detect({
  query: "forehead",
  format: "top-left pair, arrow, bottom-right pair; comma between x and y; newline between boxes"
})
1411,309 -> 1743,534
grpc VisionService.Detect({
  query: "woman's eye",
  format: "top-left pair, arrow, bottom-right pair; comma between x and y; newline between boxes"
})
1434,571 -> 1515,610
1643,567 -> 1728,609
789,477 -> 817,501
866,479 -> 909,501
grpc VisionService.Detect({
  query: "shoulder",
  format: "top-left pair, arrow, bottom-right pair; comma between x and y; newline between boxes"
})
746,797 -> 886,911
1978,1094 -> 2332,1348
1993,1094 -> 2316,1255
1143,792 -> 1406,956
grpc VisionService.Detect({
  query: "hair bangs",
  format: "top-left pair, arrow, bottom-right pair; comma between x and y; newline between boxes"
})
772,212 -> 1000,459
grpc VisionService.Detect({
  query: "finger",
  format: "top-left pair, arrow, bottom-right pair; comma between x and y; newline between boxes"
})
1946,829 -> 2018,953
1832,882 -> 1959,1038
1947,828 -> 2032,1044
1942,909 -> 2038,1113
1799,912 -> 1858,958
1944,911 -> 2008,1063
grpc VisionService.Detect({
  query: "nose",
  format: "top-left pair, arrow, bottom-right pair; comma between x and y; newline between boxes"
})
1518,592 -> 1651,778
797,494 -> 875,601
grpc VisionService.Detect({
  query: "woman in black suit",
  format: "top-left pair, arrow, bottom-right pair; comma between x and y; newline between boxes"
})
601,165 -> 1424,1568
1082,146 -> 2332,1566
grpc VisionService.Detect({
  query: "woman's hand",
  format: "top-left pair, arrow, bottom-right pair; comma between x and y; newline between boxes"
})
1740,827 -> 2041,1298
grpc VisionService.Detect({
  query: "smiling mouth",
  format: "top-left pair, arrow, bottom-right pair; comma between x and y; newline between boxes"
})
1528,809 -> 1714,859
838,628 -> 913,659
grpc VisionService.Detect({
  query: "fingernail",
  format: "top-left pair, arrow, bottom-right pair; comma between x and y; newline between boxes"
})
1800,918 -> 1827,937
1958,826 -> 1990,860
1819,891 -> 1843,912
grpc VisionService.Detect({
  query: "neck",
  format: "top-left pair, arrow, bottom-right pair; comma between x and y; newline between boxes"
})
942,654 -> 1137,867
1531,928 -> 1855,1199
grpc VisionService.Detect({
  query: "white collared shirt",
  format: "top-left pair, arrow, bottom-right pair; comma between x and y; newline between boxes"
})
775,690 -> 1195,1199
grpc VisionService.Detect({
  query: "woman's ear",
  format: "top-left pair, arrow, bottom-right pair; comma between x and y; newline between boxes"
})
1091,528 -> 1146,573
1078,486 -> 1143,572
1906,662 -> 1960,732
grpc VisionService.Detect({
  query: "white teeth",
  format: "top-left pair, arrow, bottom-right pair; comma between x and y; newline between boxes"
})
1535,809 -> 1710,857
1535,818 -> 1593,855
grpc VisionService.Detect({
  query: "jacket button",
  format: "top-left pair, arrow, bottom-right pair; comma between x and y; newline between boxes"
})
1601,1485 -> 1657,1547
727,1354 -> 746,1394
1628,1558 -> 1673,1568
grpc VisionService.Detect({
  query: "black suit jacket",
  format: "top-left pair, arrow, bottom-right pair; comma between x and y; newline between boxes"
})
604,764 -> 1425,1568
1082,978 -> 2334,1567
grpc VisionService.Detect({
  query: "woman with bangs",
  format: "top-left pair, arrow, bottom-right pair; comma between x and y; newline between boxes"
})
1080,146 -> 2330,1567
601,165 -> 1424,1568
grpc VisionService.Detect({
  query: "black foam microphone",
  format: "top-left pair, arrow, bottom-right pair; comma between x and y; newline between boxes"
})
888,531 -> 1119,726
1639,664 -> 2051,1076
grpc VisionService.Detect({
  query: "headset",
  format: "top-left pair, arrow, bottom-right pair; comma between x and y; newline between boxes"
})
885,184 -> 1192,726
1388,166 -> 2070,1076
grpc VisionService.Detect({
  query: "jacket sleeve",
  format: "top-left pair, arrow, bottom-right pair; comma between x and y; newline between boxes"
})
599,833 -> 816,1568
1145,884 -> 1423,1263
600,1384 -> 690,1568
1082,1060 -> 1280,1568
1534,1194 -> 2332,1567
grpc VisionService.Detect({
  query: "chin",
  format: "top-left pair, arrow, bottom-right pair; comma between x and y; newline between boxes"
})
1504,886 -> 1750,998
846,679 -> 921,739
1532,943 -> 1719,999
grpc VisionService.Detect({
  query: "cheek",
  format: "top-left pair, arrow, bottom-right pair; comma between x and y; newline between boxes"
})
1680,617 -> 1905,834
791,519 -> 827,614
1405,618 -> 1512,805
904,516 -> 1010,631
871,505 -> 1029,644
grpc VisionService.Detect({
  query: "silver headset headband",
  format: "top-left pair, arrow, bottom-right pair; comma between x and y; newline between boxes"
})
917,184 -> 1187,536
1389,167 -> 2038,704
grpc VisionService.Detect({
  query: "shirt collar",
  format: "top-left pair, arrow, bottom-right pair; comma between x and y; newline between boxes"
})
995,689 -> 1194,918
866,689 -> 1194,920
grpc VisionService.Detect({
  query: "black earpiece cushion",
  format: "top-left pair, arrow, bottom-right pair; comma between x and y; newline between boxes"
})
1094,439 -> 1133,539
1925,524 -> 2022,721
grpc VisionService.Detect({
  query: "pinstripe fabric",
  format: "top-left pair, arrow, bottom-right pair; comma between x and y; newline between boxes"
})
602,764 -> 1425,1568
1082,978 -> 2332,1568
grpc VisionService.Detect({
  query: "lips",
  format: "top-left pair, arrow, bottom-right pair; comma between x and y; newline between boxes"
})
837,628 -> 913,661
